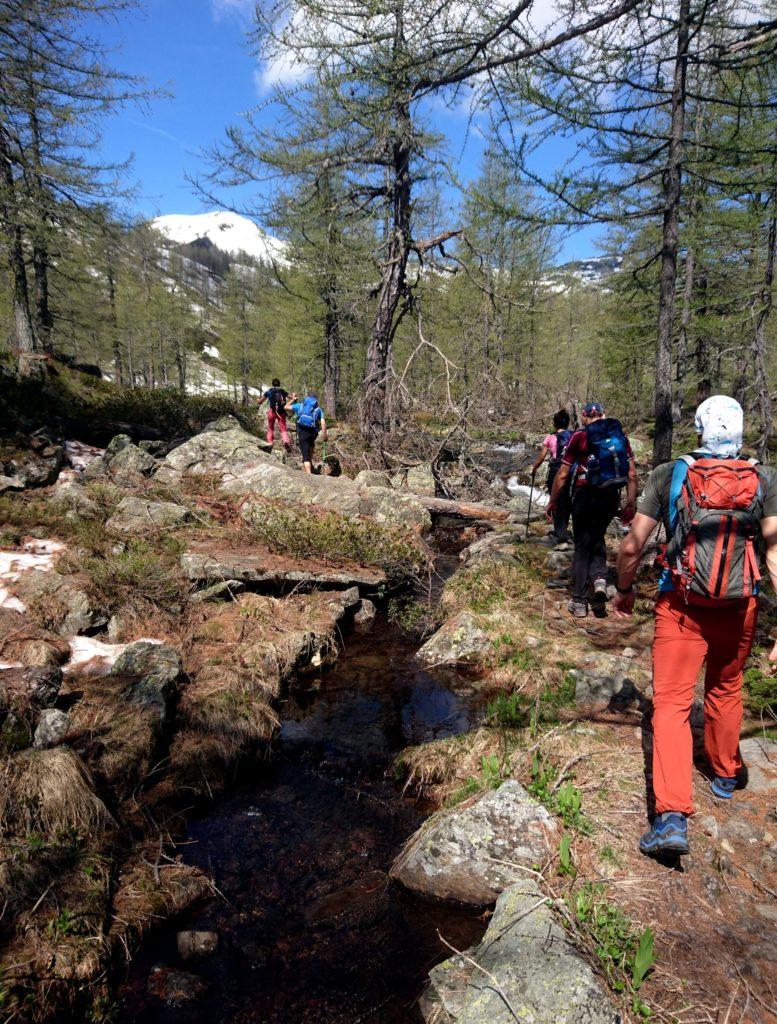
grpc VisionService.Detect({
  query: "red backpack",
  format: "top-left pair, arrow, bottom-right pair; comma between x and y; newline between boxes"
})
662,456 -> 764,603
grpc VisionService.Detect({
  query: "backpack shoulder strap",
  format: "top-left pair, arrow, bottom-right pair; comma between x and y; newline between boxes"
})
669,455 -> 695,532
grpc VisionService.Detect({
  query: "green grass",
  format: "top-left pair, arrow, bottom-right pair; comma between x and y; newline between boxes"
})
445,552 -> 544,614
246,502 -> 428,584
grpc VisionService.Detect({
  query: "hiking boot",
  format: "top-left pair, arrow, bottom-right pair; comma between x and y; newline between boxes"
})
539,535 -> 558,547
639,812 -> 689,856
568,599 -> 588,617
593,578 -> 608,598
711,775 -> 737,800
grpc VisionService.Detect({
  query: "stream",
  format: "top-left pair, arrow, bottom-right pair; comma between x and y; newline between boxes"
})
118,554 -> 488,1024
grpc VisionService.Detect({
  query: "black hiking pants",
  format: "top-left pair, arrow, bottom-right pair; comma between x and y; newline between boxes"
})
571,486 -> 621,601
546,463 -> 572,542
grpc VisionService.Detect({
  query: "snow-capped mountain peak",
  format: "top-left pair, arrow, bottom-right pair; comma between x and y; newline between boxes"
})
151,211 -> 287,265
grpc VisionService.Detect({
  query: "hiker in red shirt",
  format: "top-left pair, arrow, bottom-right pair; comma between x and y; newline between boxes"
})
257,378 -> 292,451
547,402 -> 638,618
612,395 -> 777,857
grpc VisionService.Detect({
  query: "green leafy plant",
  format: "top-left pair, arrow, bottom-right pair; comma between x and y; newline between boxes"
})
556,781 -> 588,831
558,831 -> 576,876
571,883 -> 655,1011
481,754 -> 504,789
743,666 -> 777,716
47,909 -> 74,938
486,691 -> 527,728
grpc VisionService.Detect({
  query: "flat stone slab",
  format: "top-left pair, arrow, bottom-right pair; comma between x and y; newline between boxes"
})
421,880 -> 619,1024
390,780 -> 557,905
181,550 -> 385,591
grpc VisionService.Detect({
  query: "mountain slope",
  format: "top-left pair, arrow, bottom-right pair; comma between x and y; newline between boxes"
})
152,211 -> 287,266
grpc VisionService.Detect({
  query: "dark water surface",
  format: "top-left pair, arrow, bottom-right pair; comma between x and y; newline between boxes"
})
118,602 -> 487,1024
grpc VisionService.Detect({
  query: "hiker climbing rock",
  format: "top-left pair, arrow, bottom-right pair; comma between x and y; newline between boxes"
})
532,409 -> 573,548
547,401 -> 637,618
257,378 -> 292,451
287,392 -> 327,474
612,395 -> 777,858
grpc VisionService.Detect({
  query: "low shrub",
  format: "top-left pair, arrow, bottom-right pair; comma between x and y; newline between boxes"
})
246,502 -> 428,584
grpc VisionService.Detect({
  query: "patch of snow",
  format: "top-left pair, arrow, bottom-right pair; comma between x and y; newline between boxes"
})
493,443 -> 527,453
0,662 -> 24,670
506,480 -> 550,506
64,439 -> 104,472
0,541 -> 66,613
64,636 -> 163,677
203,344 -> 220,359
152,211 -> 288,267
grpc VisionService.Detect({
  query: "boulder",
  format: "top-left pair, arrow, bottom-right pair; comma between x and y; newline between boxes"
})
154,415 -> 272,485
106,443 -> 157,486
181,550 -> 385,591
416,611 -> 492,668
505,486 -> 549,522
571,651 -> 648,708
354,598 -> 377,632
107,497 -> 194,534
421,881 -> 619,1024
740,736 -> 777,793
49,477 -> 98,515
12,571 -> 108,636
545,547 -> 574,577
353,470 -> 393,488
33,708 -> 70,749
391,781 -> 557,905
104,434 -> 133,459
147,966 -> 207,1007
405,462 -> 436,497
111,641 -> 182,722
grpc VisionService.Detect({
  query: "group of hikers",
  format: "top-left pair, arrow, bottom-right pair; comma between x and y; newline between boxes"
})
256,378 -> 328,475
258,383 -> 777,860
534,395 -> 777,858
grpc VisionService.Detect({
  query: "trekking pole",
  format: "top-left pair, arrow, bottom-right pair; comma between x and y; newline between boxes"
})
525,467 -> 536,540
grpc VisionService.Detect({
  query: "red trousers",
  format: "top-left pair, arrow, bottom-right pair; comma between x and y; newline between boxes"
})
266,409 -> 290,445
651,591 -> 758,815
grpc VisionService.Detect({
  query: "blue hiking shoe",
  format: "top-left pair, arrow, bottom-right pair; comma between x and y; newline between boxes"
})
639,812 -> 689,856
711,775 -> 737,800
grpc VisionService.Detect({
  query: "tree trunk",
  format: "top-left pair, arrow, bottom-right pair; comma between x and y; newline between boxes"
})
107,262 -> 124,385
695,268 -> 711,403
674,245 -> 694,422
361,96 -> 412,447
173,336 -> 186,393
753,208 -> 775,461
323,286 -> 340,416
0,128 -> 38,370
653,0 -> 690,466
25,43 -> 54,353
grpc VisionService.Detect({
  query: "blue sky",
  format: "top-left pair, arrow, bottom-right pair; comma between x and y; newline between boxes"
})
94,0 -> 601,260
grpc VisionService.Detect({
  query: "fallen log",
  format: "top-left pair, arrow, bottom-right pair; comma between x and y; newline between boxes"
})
414,495 -> 510,523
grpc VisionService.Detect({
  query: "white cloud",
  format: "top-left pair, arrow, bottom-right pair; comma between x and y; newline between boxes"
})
211,0 -> 255,23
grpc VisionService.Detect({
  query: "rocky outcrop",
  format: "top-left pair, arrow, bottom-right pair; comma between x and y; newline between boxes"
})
227,464 -> 432,532
416,611 -> 492,667
420,881 -> 618,1024
107,497 -> 194,534
154,415 -> 273,485
49,477 -> 98,515
391,781 -> 557,905
84,434 -> 157,486
181,548 -> 385,592
12,571 -> 108,636
33,708 -> 70,749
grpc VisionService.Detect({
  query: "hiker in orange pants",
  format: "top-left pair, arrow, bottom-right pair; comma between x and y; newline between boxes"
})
651,591 -> 758,816
611,395 -> 777,857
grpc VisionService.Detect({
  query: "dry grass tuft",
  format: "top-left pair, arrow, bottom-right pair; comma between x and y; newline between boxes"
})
0,747 -> 114,838
396,728 -> 499,799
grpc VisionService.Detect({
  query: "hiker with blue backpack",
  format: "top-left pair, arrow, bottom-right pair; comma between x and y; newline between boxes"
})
286,392 -> 327,474
547,401 -> 638,618
612,396 -> 777,858
532,409 -> 573,547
